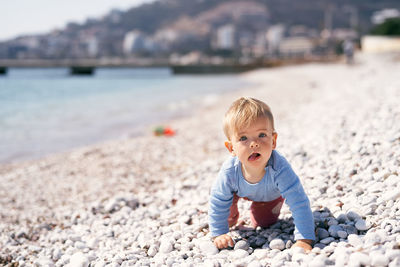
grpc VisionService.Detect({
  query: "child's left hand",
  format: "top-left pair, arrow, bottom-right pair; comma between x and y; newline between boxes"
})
292,239 -> 313,252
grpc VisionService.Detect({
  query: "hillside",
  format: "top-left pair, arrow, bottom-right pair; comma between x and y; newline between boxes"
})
1,0 -> 400,59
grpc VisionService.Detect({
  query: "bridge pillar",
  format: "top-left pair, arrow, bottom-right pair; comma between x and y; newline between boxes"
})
70,66 -> 95,75
0,67 -> 7,75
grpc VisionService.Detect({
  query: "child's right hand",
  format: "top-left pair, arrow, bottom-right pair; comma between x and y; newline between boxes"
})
213,234 -> 234,249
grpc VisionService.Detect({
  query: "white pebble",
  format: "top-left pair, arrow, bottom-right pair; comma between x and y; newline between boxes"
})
371,252 -> 389,266
253,249 -> 269,260
349,252 -> 370,266
159,241 -> 173,254
348,234 -> 363,247
67,252 -> 89,267
269,239 -> 285,250
355,219 -> 370,231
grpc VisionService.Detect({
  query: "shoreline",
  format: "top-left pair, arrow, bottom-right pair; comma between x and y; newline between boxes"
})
0,68 -> 252,166
1,53 -> 400,266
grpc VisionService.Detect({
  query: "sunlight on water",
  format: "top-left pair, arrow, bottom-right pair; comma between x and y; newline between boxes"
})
0,68 -> 253,163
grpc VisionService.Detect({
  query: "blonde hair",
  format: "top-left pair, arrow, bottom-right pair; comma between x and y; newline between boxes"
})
223,97 -> 274,140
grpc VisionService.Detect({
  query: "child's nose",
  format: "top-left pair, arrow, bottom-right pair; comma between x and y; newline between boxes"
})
250,141 -> 259,148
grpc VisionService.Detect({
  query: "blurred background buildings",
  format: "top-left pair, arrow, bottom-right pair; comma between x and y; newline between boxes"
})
0,0 -> 400,64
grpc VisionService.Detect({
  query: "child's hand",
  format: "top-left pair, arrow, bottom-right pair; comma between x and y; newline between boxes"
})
292,239 -> 313,252
213,234 -> 234,249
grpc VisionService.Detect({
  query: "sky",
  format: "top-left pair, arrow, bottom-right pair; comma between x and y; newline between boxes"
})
0,0 -> 156,41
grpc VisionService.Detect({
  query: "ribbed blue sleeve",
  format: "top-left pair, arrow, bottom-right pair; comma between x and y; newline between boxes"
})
275,166 -> 315,240
208,169 -> 235,237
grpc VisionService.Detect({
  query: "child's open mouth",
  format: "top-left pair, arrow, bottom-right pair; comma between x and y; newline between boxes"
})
248,153 -> 261,161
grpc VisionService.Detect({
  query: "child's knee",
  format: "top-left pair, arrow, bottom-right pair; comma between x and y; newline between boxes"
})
271,202 -> 283,215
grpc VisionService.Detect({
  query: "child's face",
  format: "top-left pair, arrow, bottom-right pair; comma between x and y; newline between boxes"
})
225,117 -> 277,170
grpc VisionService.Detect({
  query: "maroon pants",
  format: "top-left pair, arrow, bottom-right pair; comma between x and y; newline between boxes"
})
228,194 -> 285,228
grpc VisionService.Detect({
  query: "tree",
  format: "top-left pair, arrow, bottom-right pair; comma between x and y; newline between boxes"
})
370,18 -> 400,36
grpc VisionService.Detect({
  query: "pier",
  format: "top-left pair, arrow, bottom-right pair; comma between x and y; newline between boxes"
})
0,56 -> 339,75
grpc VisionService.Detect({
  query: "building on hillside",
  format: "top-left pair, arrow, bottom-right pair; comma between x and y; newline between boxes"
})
212,24 -> 235,50
86,37 -> 99,57
266,24 -> 285,56
123,30 -> 147,54
278,37 -> 315,57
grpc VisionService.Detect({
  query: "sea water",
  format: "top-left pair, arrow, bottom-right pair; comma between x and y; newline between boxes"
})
0,67 -> 252,163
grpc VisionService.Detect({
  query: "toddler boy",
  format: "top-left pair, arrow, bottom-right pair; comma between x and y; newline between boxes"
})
208,97 -> 315,251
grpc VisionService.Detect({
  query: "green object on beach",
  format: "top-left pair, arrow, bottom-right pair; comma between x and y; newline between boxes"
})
154,126 -> 165,136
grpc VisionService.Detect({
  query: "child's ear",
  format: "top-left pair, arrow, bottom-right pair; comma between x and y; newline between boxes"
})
272,132 -> 278,149
225,141 -> 236,156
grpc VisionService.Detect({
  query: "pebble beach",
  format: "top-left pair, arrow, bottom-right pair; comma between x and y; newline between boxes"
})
1,53 -> 400,267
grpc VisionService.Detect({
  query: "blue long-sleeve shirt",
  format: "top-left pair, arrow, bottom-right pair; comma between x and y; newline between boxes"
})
208,150 -> 315,240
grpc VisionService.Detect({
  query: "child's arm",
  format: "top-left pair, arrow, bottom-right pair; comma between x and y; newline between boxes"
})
208,168 -> 236,248
274,163 -> 316,242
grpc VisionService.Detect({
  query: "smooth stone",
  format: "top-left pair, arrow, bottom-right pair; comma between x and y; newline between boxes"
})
253,249 -> 269,260
269,239 -> 285,250
327,218 -> 339,226
355,219 -> 370,231
147,245 -> 158,257
308,258 -> 326,267
52,248 -> 62,261
255,236 -> 267,247
349,252 -> 371,266
36,256 -> 55,267
320,237 -> 335,245
348,234 -> 363,247
383,189 -> 400,202
159,241 -> 173,254
386,249 -> 400,261
199,241 -> 219,255
371,252 -> 389,266
247,260 -> 262,267
337,214 -> 348,223
291,246 -> 305,254
316,228 -> 329,239
337,230 -> 348,239
364,232 -> 382,246
344,225 -> 358,235
314,243 -> 326,249
232,249 -> 249,258
347,211 -> 361,221
328,225 -> 343,238
68,252 -> 89,267
285,240 -> 293,249
234,240 -> 249,251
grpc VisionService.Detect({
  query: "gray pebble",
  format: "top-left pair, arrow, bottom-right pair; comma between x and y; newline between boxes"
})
355,219 -> 370,231
319,237 -> 335,245
285,240 -> 293,249
316,228 -> 329,239
337,230 -> 348,239
234,240 -> 249,251
269,239 -> 285,250
328,225 -> 343,238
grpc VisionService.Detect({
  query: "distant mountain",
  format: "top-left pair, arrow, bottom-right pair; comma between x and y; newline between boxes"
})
118,0 -> 400,34
1,0 -> 400,59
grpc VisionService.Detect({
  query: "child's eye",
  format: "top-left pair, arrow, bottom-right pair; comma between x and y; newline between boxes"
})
259,133 -> 267,138
239,136 -> 247,141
